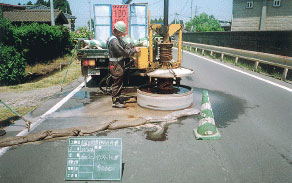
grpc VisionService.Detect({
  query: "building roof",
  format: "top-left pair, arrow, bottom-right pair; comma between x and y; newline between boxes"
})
24,4 -> 50,10
21,5 -> 76,20
0,3 -> 25,10
64,12 -> 76,19
3,9 -> 68,24
219,20 -> 231,27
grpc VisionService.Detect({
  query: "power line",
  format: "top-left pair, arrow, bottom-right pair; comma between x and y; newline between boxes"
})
179,0 -> 189,15
149,0 -> 162,7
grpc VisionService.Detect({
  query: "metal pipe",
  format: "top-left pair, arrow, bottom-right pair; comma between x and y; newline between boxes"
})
50,0 -> 55,26
177,28 -> 182,66
164,0 -> 169,27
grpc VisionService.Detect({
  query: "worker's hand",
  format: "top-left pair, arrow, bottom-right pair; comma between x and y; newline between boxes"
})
135,47 -> 141,53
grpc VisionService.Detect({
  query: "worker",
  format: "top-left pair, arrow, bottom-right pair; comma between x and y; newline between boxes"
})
108,21 -> 141,108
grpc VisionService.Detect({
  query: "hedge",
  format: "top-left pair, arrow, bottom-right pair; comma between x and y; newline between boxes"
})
0,18 -> 74,85
0,43 -> 26,85
11,23 -> 73,65
0,18 -> 14,44
70,26 -> 94,40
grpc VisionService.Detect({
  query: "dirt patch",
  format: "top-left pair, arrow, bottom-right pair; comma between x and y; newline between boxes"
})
0,85 -> 61,127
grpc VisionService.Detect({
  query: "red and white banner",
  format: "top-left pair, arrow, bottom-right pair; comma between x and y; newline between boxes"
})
112,5 -> 128,35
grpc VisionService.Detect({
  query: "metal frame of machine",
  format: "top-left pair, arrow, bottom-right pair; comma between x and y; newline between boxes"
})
136,0 -> 194,110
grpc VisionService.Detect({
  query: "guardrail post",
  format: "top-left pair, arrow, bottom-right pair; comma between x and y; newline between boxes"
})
254,61 -> 259,72
282,68 -> 288,81
195,48 -> 198,52
235,57 -> 239,65
202,49 -> 205,55
221,53 -> 224,62
189,46 -> 192,52
210,51 -> 213,56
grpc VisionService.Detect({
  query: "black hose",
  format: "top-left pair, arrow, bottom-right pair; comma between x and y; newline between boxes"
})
98,59 -> 135,95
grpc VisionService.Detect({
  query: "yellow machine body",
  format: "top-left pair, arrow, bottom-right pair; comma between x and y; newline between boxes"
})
136,47 -> 149,69
134,9 -> 183,71
148,23 -> 183,69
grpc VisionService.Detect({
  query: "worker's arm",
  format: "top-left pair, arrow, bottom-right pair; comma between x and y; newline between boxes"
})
111,38 -> 136,57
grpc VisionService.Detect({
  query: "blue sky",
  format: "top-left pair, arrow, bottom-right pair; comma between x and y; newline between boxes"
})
1,0 -> 232,28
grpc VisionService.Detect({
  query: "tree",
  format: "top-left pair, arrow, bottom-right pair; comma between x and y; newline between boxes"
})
151,18 -> 163,24
27,1 -> 33,5
158,17 -> 163,24
35,0 -> 48,6
185,13 -> 223,32
151,18 -> 158,24
87,18 -> 94,32
51,0 -> 72,14
35,0 -> 72,14
171,19 -> 184,25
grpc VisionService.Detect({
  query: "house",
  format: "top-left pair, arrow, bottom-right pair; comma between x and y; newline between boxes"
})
0,3 -> 25,18
24,4 -> 49,10
1,4 -> 76,30
23,4 -> 76,31
63,12 -> 76,31
231,0 -> 292,31
0,3 -> 25,12
219,20 -> 231,31
3,9 -> 68,26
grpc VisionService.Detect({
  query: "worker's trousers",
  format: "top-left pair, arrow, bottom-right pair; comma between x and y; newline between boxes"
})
109,60 -> 124,98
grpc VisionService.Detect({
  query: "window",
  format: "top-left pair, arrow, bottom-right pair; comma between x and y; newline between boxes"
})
246,1 -> 254,9
273,0 -> 281,7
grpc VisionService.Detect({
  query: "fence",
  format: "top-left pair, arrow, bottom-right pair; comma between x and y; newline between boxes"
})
178,41 -> 292,81
182,31 -> 292,57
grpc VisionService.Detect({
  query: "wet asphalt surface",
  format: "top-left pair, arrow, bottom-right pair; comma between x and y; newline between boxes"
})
0,50 -> 292,183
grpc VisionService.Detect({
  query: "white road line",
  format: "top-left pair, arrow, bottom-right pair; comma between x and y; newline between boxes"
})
183,49 -> 292,93
0,76 -> 92,157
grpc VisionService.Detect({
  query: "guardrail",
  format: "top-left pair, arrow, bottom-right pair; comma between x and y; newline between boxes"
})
177,41 -> 292,81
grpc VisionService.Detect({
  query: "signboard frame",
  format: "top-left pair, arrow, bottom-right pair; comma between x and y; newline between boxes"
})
93,4 -> 112,40
129,4 -> 148,39
65,137 -> 122,181
93,3 -> 148,41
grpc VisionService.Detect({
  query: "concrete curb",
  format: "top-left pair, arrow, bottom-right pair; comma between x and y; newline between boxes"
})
194,90 -> 221,140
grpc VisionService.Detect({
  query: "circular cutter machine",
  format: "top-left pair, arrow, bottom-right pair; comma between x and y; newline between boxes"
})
136,0 -> 194,110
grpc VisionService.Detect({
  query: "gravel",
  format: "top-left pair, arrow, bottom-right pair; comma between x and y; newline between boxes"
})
0,86 -> 61,109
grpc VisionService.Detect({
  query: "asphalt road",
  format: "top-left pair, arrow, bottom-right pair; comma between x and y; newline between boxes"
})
0,50 -> 291,183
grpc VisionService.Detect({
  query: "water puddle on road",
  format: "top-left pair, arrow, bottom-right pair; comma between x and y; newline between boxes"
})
192,88 -> 247,128
90,87 -> 247,142
55,90 -> 103,112
37,86 -> 247,143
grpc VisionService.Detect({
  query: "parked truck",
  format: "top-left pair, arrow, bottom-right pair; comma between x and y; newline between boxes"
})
77,3 -> 148,80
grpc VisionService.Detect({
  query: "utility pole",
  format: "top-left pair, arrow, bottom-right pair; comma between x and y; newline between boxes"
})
89,0 -> 92,31
164,0 -> 169,27
191,0 -> 193,19
175,13 -> 180,24
50,0 -> 55,26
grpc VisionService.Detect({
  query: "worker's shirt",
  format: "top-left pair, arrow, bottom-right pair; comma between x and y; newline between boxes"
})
109,36 -> 136,59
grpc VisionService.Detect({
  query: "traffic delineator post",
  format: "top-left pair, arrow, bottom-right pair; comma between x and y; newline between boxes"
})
194,90 -> 221,140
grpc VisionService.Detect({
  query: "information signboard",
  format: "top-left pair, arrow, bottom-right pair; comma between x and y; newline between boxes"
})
112,5 -> 129,35
94,4 -> 112,40
65,137 -> 122,181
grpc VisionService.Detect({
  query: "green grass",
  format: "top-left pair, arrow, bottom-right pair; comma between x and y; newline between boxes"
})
0,54 -> 81,127
0,106 -> 36,127
0,56 -> 81,92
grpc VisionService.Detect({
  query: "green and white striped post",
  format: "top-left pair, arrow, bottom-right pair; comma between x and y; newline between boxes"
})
194,90 -> 221,140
